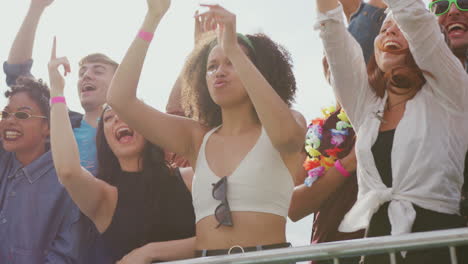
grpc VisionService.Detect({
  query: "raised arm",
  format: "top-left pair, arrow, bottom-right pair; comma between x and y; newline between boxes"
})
49,38 -> 116,233
107,0 -> 204,161
316,1 -> 375,129
385,0 -> 468,112
197,5 -> 306,154
8,0 -> 53,64
117,237 -> 196,263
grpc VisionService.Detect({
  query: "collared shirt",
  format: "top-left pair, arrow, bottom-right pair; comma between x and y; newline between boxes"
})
0,144 -> 85,263
316,1 -> 468,236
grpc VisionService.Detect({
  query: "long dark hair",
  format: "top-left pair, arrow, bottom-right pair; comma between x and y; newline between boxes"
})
95,107 -> 173,243
95,108 -> 171,184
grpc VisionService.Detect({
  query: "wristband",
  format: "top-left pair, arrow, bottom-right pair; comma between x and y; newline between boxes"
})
50,96 -> 66,105
138,30 -> 154,42
334,159 -> 351,178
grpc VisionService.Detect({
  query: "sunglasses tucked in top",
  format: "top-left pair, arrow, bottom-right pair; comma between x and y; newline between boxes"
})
429,0 -> 468,16
212,176 -> 233,228
1,111 -> 47,121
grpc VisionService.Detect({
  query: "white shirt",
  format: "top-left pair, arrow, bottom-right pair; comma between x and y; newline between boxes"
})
315,0 -> 468,236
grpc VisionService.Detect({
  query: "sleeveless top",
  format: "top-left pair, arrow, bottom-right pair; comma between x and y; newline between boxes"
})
192,126 -> 294,223
101,168 -> 195,261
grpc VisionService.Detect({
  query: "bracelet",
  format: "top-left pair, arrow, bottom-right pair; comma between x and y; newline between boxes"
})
50,96 -> 66,105
334,159 -> 351,178
137,30 -> 154,42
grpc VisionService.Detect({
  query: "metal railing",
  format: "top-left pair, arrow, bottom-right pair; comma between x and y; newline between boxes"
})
161,227 -> 468,264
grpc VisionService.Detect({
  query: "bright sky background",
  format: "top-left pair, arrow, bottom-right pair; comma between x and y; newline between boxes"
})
0,0 -> 432,249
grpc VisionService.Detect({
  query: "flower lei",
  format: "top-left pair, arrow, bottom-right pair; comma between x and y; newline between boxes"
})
303,106 -> 352,187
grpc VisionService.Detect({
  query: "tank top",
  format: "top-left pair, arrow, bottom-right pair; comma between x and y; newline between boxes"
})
192,126 -> 294,223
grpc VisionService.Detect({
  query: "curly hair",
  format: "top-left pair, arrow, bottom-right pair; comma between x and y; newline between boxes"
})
4,76 -> 51,123
181,32 -> 297,128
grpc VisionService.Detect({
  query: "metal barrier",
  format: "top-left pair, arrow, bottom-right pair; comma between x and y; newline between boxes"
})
160,227 -> 468,264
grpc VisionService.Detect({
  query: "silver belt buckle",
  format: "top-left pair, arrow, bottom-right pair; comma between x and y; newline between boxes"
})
228,245 -> 245,255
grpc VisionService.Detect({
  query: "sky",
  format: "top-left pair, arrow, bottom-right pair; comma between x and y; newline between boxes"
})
0,0 -> 433,249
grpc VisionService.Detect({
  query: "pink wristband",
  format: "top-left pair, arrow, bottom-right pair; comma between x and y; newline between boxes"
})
137,30 -> 154,42
334,159 -> 351,178
50,96 -> 66,105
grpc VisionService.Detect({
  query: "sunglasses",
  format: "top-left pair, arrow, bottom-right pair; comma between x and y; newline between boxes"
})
1,111 -> 47,121
429,0 -> 468,16
212,176 -> 233,228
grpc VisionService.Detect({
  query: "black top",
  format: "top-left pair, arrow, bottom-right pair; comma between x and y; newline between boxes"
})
102,168 -> 195,261
371,129 -> 395,187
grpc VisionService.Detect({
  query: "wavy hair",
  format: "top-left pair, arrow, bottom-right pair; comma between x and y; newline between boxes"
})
181,32 -> 297,128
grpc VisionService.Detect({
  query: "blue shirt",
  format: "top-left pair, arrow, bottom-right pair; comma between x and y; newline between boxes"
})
348,3 -> 386,64
0,145 -> 85,263
74,119 -> 98,176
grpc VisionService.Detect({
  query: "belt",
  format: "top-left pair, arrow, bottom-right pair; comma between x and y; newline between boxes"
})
195,242 -> 291,257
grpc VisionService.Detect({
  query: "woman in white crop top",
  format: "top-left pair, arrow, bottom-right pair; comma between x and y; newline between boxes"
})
107,0 -> 307,261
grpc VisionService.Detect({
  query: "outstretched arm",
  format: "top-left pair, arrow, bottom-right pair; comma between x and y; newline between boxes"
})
289,148 -> 357,221
107,0 -> 204,161
197,5 -> 306,154
117,237 -> 196,263
49,38 -> 117,233
8,0 -> 53,64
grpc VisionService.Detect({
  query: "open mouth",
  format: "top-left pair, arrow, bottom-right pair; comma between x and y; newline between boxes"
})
114,127 -> 135,143
447,23 -> 467,35
384,41 -> 402,51
81,84 -> 97,93
3,129 -> 23,141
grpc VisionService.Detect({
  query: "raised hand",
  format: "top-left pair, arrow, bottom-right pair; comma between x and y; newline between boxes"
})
146,0 -> 171,17
30,0 -> 54,10
196,4 -> 238,56
194,10 -> 217,45
47,37 -> 71,96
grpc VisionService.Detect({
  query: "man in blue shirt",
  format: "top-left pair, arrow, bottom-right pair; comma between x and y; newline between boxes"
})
0,77 -> 84,263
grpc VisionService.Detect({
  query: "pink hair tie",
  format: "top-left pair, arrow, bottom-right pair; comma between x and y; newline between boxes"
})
50,96 -> 66,105
334,159 -> 351,178
138,30 -> 154,42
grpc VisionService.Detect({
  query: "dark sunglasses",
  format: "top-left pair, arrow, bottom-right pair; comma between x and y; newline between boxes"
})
1,111 -> 47,121
212,176 -> 233,228
429,0 -> 468,16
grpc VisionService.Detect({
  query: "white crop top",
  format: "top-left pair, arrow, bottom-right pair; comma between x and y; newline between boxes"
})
192,126 -> 294,223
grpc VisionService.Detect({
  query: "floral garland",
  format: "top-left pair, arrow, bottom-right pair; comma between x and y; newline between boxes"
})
303,106 -> 352,187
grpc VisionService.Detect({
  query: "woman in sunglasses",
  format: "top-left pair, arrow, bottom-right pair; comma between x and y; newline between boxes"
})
107,0 -> 306,260
48,39 -> 196,264
0,77 -> 84,263
316,0 -> 468,263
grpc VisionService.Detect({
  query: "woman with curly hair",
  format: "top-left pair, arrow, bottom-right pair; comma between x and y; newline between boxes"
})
48,40 -> 195,264
0,77 -> 85,263
107,0 -> 306,261
316,0 -> 468,263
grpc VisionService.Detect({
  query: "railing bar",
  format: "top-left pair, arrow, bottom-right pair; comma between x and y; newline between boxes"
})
333,257 -> 340,264
449,246 -> 458,264
161,228 -> 468,264
389,252 -> 397,264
